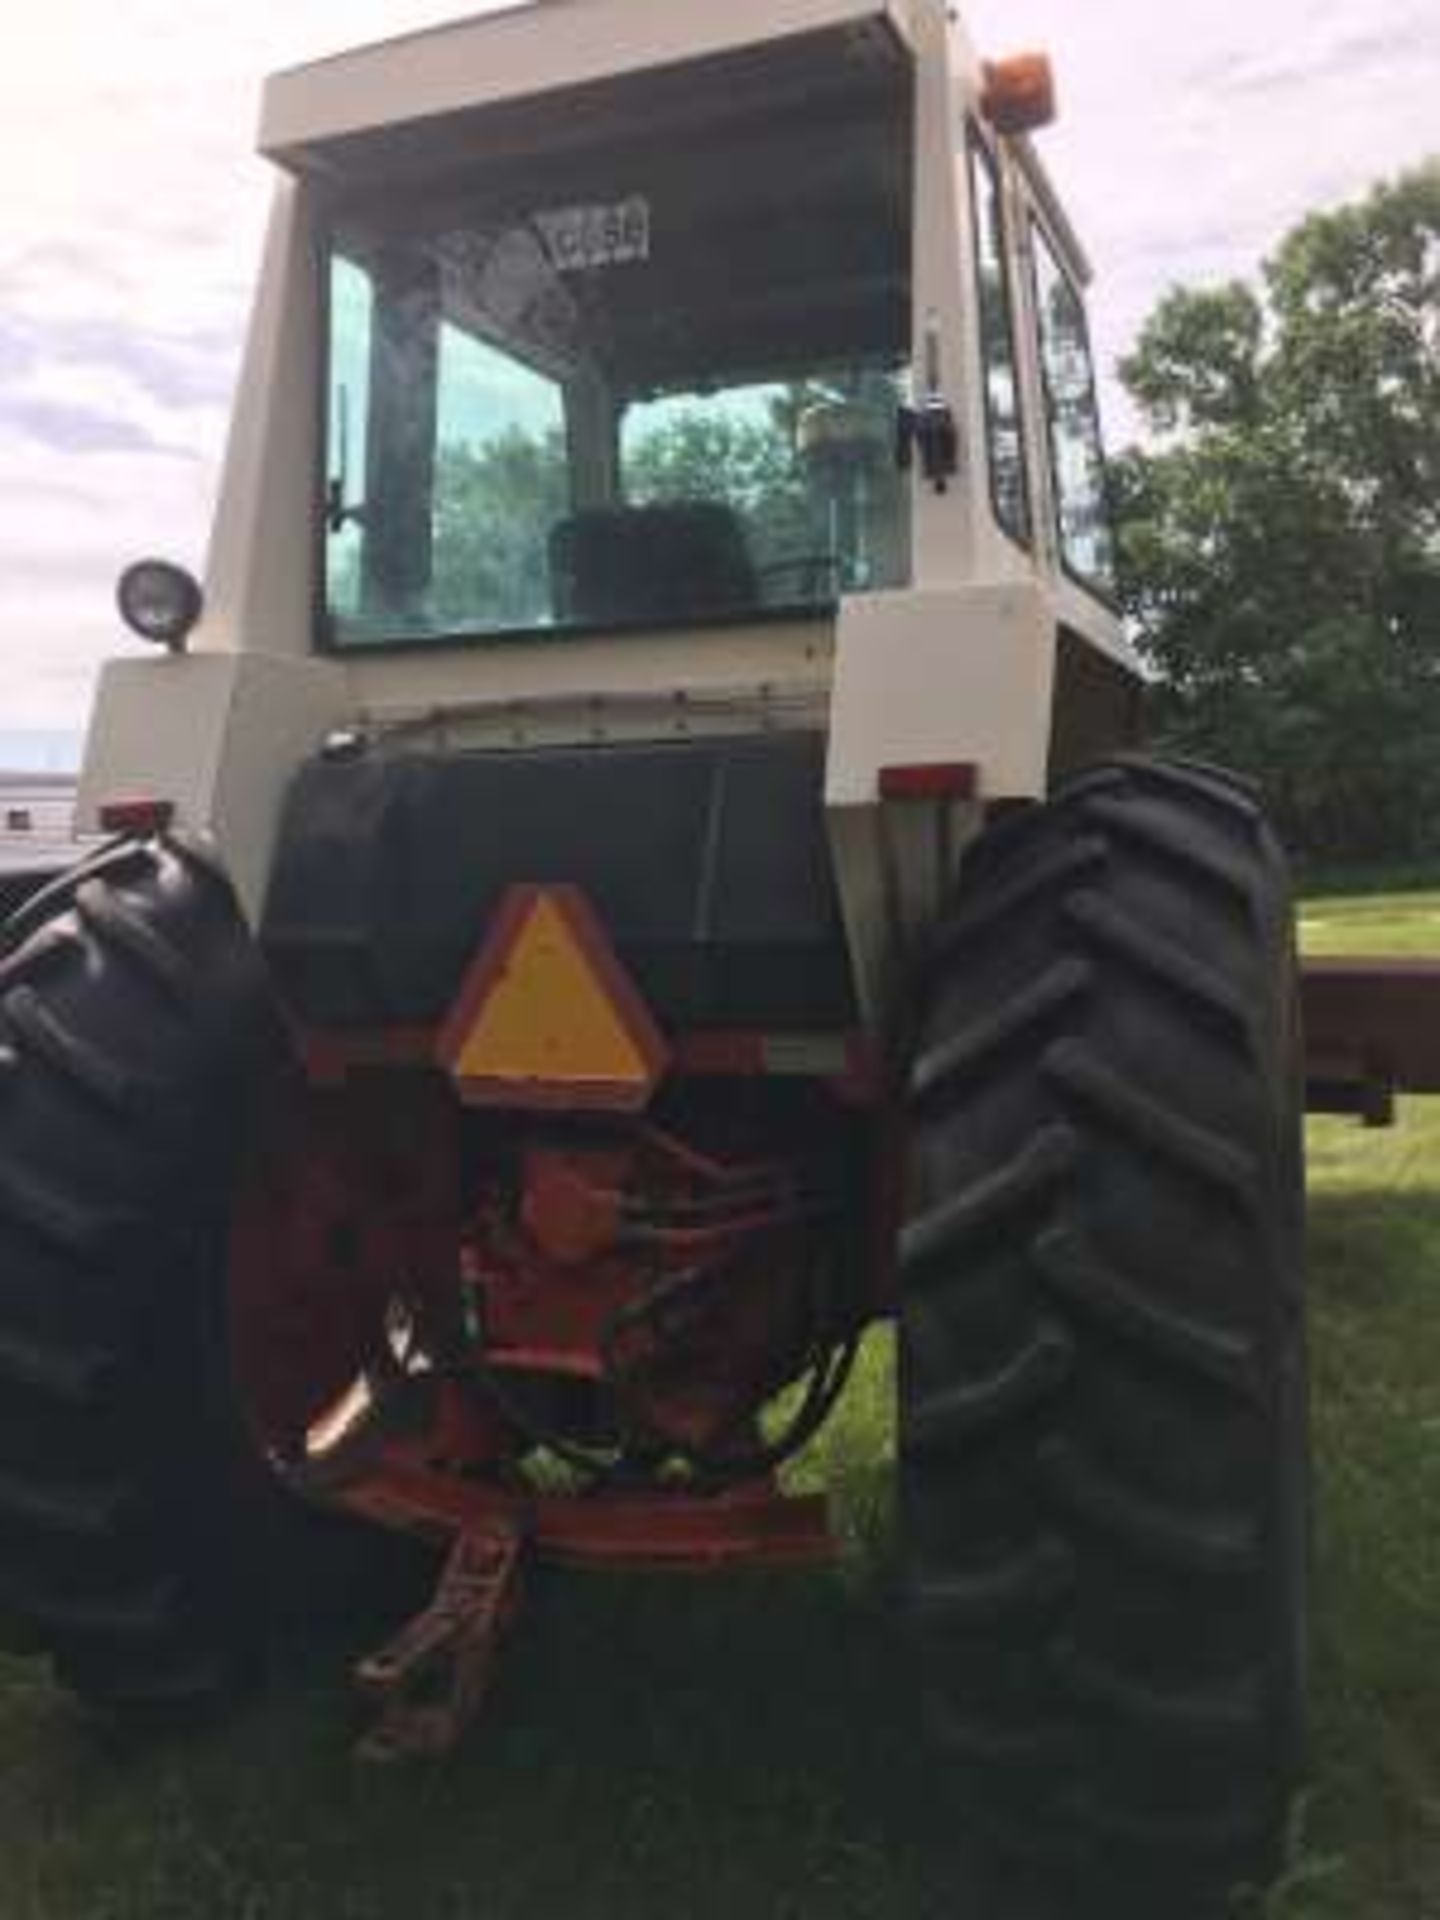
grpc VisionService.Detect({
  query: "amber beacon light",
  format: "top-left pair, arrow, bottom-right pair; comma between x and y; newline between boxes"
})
981,53 -> 1058,136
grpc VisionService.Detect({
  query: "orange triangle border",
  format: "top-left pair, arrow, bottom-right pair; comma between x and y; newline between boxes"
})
436,884 -> 670,1113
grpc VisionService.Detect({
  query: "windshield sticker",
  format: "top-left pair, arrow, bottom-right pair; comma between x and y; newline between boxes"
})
536,197 -> 651,273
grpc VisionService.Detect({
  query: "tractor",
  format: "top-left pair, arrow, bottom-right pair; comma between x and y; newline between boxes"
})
0,1 -> 1309,1908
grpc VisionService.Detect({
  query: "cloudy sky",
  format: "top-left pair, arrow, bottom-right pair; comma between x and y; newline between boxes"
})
0,0 -> 1435,748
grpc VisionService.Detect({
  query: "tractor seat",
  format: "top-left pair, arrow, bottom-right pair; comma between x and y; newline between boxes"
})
550,502 -> 758,627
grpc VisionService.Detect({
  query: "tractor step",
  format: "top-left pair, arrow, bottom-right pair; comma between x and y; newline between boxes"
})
354,1519 -> 528,1764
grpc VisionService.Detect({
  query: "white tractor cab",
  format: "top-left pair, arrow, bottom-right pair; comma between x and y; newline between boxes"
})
80,0 -> 1138,1023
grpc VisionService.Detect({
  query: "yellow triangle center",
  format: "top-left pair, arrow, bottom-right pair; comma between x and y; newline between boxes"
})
454,897 -> 650,1087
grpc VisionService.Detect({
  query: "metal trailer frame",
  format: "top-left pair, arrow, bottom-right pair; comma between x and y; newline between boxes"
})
1303,959 -> 1440,1123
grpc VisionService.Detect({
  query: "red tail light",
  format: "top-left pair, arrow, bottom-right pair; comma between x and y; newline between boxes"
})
879,763 -> 980,802
98,797 -> 175,837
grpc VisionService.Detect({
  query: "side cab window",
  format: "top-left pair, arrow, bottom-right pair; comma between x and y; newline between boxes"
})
967,129 -> 1032,549
1030,220 -> 1116,593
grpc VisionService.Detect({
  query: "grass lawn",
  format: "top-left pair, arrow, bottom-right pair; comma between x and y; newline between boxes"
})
1299,890 -> 1440,958
0,900 -> 1436,1917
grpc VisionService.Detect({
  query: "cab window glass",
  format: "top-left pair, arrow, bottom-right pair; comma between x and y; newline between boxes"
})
325,257 -> 373,625
320,86 -> 912,648
968,134 -> 1031,547
1032,223 -> 1114,590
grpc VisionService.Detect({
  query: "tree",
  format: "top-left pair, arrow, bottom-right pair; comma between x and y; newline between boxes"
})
423,376 -> 900,628
623,402 -> 818,573
624,376 -> 901,590
1113,161 -> 1440,862
432,427 -> 569,630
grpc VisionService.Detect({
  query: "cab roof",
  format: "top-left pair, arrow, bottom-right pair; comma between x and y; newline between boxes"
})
261,0 -> 918,182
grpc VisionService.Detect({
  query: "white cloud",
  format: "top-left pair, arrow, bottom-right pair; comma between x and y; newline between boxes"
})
0,0 -> 1435,734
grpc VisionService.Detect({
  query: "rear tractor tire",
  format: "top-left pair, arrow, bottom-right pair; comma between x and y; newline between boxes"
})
900,759 -> 1308,1907
0,833 -> 282,1714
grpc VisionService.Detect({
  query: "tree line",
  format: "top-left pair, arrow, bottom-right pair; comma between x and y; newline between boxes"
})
1112,161 -> 1440,866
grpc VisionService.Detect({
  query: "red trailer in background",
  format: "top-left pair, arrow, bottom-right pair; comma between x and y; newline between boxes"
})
1304,959 -> 1440,1125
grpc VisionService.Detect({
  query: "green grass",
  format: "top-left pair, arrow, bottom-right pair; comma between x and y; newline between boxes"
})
1280,1099 -> 1440,1917
0,1358 -> 942,1920
0,898 -> 1435,1917
1299,889 -> 1440,958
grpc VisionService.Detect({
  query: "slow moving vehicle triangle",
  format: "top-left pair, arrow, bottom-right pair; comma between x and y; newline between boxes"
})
440,885 -> 667,1112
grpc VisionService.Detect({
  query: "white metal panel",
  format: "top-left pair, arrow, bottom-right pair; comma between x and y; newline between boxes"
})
78,655 -> 236,836
1052,572 -> 1131,668
200,180 -> 322,662
906,0 -> 980,591
209,658 -> 350,919
76,653 -> 348,923
824,583 -> 1056,1020
826,584 -> 1057,806
343,619 -> 835,747
262,0 -> 918,162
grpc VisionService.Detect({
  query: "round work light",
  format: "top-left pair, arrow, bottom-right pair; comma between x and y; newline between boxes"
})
116,559 -> 204,652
